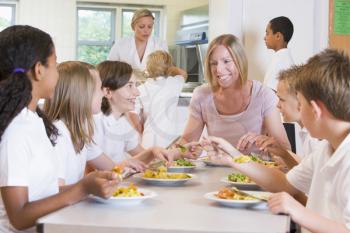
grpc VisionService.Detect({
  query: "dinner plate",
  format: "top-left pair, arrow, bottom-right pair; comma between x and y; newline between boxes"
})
90,188 -> 156,205
202,160 -> 229,167
204,191 -> 269,208
135,173 -> 194,186
220,176 -> 260,190
167,165 -> 196,173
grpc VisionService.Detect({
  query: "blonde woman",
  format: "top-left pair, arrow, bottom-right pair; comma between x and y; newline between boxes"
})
181,34 -> 290,155
137,50 -> 187,147
108,8 -> 168,71
44,61 -> 144,185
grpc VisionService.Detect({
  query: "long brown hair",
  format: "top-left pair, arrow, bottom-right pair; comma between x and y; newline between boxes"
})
44,61 -> 96,153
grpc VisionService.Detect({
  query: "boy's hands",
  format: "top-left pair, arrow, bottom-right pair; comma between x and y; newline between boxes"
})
81,171 -> 120,199
268,192 -> 305,219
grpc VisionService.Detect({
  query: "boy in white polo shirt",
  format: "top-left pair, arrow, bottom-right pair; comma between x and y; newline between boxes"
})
208,49 -> 350,233
254,65 -> 323,170
264,16 -> 294,91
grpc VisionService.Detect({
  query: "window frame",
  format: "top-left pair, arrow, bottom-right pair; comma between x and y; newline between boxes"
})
76,3 -> 165,62
0,1 -> 17,31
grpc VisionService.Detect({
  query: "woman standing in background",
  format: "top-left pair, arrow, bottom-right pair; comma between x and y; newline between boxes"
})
108,8 -> 168,72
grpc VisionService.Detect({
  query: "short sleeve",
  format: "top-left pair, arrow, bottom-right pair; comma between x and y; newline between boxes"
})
125,127 -> 139,152
108,42 -> 120,60
52,133 -> 69,180
0,136 -> 29,186
86,114 -> 104,159
286,151 -> 316,193
261,85 -> 278,116
189,86 -> 205,121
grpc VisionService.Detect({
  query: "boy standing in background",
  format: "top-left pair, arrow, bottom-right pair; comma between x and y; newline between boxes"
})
264,16 -> 294,91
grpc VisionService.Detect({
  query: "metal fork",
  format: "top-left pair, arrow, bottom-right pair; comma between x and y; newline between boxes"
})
231,187 -> 268,202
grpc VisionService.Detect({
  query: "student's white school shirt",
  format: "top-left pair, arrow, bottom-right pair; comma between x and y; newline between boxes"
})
295,125 -> 325,159
53,120 -> 102,185
263,48 -> 294,90
287,133 -> 350,233
138,75 -> 185,147
108,36 -> 168,71
87,113 -> 139,163
0,108 -> 59,233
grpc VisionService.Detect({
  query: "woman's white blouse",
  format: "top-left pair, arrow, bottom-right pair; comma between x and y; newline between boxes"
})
108,36 -> 168,71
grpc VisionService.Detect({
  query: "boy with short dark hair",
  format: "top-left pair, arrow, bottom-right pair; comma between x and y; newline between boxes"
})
264,16 -> 294,91
209,49 -> 350,233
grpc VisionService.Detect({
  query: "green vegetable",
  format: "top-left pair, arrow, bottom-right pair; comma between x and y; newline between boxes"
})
228,173 -> 252,183
177,144 -> 187,153
174,159 -> 194,167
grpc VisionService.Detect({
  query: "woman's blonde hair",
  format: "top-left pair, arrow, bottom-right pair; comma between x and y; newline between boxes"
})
131,8 -> 154,30
146,50 -> 173,78
44,61 -> 96,153
204,34 -> 248,92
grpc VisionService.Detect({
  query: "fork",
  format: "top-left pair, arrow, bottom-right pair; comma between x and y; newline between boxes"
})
231,186 -> 268,202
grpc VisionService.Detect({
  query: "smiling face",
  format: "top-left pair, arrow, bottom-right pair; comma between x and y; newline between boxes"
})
276,80 -> 301,123
108,74 -> 140,114
209,45 -> 239,89
133,16 -> 154,42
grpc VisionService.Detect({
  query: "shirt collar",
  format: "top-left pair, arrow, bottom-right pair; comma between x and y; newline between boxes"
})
322,132 -> 350,169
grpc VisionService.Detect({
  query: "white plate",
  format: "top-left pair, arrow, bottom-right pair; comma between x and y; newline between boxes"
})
220,177 -> 260,190
202,160 -> 229,167
204,191 -> 269,208
90,188 -> 156,205
167,165 -> 196,173
135,173 -> 194,186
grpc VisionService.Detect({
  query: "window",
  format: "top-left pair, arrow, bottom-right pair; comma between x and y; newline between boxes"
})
0,3 -> 16,32
76,4 -> 163,65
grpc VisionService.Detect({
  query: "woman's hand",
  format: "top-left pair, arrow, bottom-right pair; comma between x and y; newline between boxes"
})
120,159 -> 146,172
81,171 -> 120,199
236,132 -> 260,151
204,136 -> 241,157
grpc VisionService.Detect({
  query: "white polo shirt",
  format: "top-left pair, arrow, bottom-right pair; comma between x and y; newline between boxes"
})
53,120 -> 102,185
264,48 -> 294,90
138,75 -> 185,148
287,133 -> 350,233
0,108 -> 59,233
87,113 -> 139,163
295,125 -> 325,159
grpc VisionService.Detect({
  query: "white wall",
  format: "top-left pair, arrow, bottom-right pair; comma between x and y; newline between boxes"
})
209,0 -> 329,81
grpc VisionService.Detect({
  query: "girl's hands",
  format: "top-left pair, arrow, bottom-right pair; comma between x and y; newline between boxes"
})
81,171 -> 120,199
204,136 -> 241,157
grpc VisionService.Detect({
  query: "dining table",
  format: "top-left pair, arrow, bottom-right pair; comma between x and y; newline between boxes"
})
37,164 -> 291,233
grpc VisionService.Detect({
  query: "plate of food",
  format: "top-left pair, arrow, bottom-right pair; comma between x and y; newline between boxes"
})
234,155 -> 278,168
136,168 -> 194,186
204,187 -> 269,208
90,183 -> 156,205
168,159 -> 196,173
220,173 -> 260,190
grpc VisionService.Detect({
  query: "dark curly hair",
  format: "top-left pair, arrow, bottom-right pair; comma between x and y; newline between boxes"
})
269,16 -> 294,43
0,25 -> 58,144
